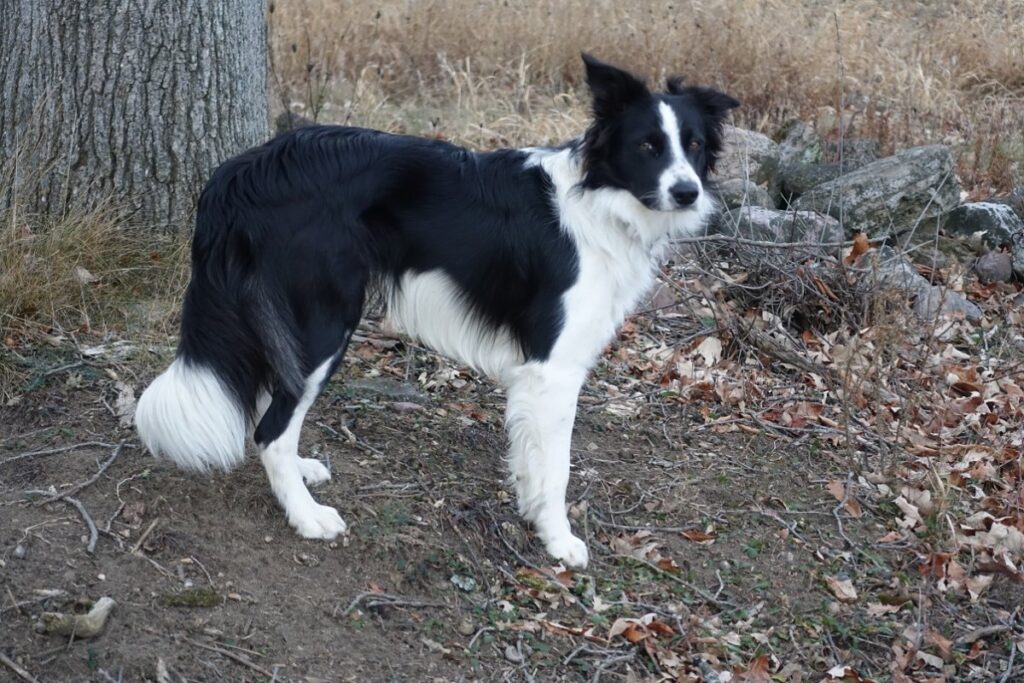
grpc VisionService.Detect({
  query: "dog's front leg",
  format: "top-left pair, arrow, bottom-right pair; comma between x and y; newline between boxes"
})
505,362 -> 588,568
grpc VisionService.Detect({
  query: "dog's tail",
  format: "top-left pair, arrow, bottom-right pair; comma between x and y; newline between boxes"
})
135,170 -> 305,472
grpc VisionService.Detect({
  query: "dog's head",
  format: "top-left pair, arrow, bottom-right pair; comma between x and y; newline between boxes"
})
580,54 -> 739,213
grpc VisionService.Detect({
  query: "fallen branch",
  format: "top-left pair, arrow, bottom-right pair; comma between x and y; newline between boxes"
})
612,554 -> 730,608
955,624 -> 1012,648
182,637 -> 275,678
0,589 -> 70,615
335,591 -> 444,618
35,440 -> 127,505
0,652 -> 37,683
131,518 -> 160,554
24,490 -> 99,554
0,441 -> 116,467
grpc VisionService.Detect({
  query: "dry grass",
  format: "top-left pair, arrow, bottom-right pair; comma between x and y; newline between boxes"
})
0,139 -> 189,392
270,0 -> 1024,189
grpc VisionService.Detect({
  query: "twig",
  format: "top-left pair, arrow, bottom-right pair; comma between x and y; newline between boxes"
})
591,650 -> 636,683
671,233 -> 885,249
0,589 -> 70,615
0,652 -> 37,683
65,496 -> 99,554
35,440 -> 127,505
334,591 -> 444,618
999,640 -> 1018,683
467,626 -> 495,651
831,474 -> 857,548
24,490 -> 98,553
0,441 -> 115,467
955,624 -> 1012,647
613,555 -> 729,608
182,637 -> 275,678
131,518 -> 160,554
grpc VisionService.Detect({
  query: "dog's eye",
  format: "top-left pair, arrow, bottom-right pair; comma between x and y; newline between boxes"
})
638,141 -> 659,156
688,139 -> 704,153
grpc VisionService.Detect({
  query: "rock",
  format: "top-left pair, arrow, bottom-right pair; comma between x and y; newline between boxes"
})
715,126 -> 780,184
911,246 -> 948,271
13,544 -> 27,560
914,287 -> 984,322
714,178 -> 773,210
942,202 -> 1024,250
772,161 -> 843,207
450,574 -> 477,592
988,186 -> 1024,220
643,283 -> 678,310
715,206 -> 844,258
822,138 -> 882,170
777,119 -> 822,165
792,145 -> 961,237
504,644 -> 525,664
859,247 -> 982,322
974,251 -> 1013,284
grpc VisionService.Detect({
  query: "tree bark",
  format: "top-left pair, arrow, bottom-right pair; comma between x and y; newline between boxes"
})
0,0 -> 268,229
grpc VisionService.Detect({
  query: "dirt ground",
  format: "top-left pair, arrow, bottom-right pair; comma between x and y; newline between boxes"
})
1,337 -> 1021,682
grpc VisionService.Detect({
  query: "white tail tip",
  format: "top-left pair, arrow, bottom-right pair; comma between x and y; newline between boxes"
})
134,359 -> 247,471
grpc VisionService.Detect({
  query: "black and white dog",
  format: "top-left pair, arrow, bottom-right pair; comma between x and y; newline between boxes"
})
135,55 -> 738,568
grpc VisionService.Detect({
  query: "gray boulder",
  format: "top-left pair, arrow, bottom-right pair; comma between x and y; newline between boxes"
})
772,162 -> 843,207
822,139 -> 881,170
714,206 -> 844,258
777,119 -> 822,166
792,145 -> 961,237
715,126 -> 780,183
858,246 -> 982,322
989,186 -> 1024,220
942,202 -> 1024,250
714,178 -> 774,210
975,251 -> 1013,284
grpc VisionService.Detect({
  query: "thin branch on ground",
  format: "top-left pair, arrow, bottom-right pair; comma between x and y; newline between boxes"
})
0,441 -> 116,467
34,440 -> 127,505
0,653 -> 37,683
23,489 -> 99,553
182,637 -> 275,678
334,591 -> 444,618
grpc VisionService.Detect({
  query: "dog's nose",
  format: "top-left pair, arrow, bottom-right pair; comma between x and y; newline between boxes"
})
670,181 -> 700,208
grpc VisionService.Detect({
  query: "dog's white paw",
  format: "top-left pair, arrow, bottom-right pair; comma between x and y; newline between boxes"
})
545,533 -> 589,569
290,503 -> 348,539
297,457 -> 332,485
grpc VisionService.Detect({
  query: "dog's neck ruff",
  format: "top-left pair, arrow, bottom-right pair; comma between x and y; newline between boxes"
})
526,144 -> 713,259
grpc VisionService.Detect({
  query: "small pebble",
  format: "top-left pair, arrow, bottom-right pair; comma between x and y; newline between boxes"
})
504,644 -> 524,664
97,573 -> 106,581
13,545 -> 27,560
456,619 -> 475,636
450,574 -> 477,592
264,535 -> 273,543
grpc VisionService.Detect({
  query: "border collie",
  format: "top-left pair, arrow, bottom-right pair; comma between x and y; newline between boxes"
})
135,55 -> 738,568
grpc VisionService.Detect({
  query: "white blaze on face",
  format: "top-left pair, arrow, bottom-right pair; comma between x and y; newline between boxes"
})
657,101 -> 702,210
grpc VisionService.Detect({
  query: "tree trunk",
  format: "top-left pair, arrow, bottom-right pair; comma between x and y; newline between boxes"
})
0,0 -> 268,229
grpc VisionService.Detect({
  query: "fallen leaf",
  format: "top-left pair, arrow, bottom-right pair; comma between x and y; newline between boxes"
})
824,576 -> 858,603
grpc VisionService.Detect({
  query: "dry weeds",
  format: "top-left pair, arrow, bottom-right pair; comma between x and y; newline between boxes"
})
270,0 -> 1024,191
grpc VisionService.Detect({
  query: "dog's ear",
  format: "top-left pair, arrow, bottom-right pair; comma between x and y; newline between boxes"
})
582,53 -> 649,119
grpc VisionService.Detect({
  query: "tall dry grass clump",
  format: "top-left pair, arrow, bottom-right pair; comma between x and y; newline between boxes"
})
0,137 -> 189,393
270,0 -> 1024,189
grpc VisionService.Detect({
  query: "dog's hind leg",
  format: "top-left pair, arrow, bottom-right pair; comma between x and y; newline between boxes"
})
255,351 -> 349,539
505,362 -> 589,568
254,252 -> 367,540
